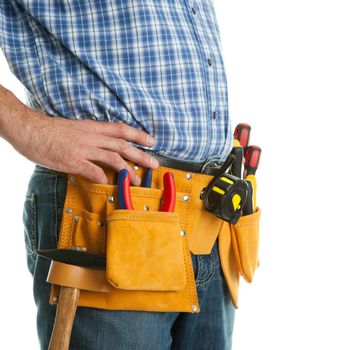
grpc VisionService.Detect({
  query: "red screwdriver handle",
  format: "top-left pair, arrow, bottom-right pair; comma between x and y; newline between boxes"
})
234,123 -> 251,152
244,145 -> 261,177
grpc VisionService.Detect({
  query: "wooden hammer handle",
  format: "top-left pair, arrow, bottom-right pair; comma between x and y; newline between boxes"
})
48,286 -> 80,350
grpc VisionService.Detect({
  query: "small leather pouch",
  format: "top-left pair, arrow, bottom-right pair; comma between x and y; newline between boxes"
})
69,208 -> 106,254
230,207 -> 261,283
106,209 -> 186,291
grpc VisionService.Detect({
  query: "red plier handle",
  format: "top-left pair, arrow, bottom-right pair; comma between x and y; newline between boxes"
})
160,172 -> 176,212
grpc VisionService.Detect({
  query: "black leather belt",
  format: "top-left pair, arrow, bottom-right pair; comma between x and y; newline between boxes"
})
143,151 -> 224,176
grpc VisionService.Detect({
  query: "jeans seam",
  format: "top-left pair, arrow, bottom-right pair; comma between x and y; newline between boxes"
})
25,192 -> 37,260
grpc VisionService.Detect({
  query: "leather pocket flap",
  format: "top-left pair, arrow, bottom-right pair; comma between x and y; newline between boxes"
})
106,210 -> 187,291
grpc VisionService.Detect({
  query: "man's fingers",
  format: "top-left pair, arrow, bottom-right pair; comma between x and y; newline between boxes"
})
80,120 -> 155,147
120,144 -> 160,169
76,160 -> 109,184
95,136 -> 159,169
114,123 -> 155,147
89,149 -> 142,186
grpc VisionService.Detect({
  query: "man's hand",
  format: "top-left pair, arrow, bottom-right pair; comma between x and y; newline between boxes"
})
0,86 -> 158,185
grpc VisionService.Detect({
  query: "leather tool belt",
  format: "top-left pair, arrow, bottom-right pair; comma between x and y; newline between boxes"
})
49,155 -> 261,313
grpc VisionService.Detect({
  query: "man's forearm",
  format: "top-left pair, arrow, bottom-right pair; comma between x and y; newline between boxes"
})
0,84 -> 37,146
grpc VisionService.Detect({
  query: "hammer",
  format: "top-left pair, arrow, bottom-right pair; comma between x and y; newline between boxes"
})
36,248 -> 106,350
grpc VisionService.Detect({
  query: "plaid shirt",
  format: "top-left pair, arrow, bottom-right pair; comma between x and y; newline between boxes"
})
0,0 -> 233,162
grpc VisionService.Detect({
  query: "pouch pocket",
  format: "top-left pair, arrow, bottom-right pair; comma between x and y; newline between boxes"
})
106,210 -> 186,291
69,208 -> 106,254
230,207 -> 261,283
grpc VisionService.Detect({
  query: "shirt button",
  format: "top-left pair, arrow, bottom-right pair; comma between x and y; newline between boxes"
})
208,58 -> 213,66
192,7 -> 196,15
213,111 -> 217,119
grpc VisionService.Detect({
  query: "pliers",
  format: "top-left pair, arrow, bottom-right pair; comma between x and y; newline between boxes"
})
117,169 -> 176,212
117,169 -> 134,210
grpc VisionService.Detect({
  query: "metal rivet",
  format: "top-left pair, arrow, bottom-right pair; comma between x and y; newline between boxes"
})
69,175 -> 76,184
66,207 -> 73,214
98,220 -> 104,227
144,205 -> 149,211
183,195 -> 189,202
180,230 -> 186,237
74,215 -> 80,223
186,173 -> 192,180
133,165 -> 139,171
192,305 -> 198,312
108,196 -> 115,203
52,296 -> 58,303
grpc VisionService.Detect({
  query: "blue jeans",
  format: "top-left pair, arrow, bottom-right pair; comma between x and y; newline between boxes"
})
23,165 -> 235,350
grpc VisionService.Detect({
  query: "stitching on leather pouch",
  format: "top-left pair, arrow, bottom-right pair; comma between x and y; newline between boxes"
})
173,179 -> 193,307
155,166 -> 213,185
107,215 -> 179,222
85,187 -> 188,203
59,175 -> 74,248
180,179 -> 199,308
175,189 -> 193,307
87,188 -> 114,195
181,236 -> 193,307
69,214 -> 79,247
182,237 -> 192,306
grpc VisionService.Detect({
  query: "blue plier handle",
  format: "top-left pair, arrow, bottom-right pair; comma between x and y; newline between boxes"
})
142,168 -> 152,188
117,169 -> 134,209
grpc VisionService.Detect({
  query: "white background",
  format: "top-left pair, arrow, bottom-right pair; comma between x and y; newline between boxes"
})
1,1 -> 356,349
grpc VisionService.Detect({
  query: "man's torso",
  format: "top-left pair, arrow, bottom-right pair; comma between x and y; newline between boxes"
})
0,0 -> 233,162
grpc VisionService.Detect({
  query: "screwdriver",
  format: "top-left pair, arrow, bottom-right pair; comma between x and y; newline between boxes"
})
234,123 -> 251,153
244,145 -> 261,178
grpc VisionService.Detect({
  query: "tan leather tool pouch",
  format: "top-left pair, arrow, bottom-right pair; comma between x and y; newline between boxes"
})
230,208 -> 261,283
106,209 -> 186,291
52,169 -> 201,313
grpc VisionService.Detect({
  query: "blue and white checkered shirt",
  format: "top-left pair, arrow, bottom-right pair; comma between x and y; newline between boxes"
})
0,0 -> 233,162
